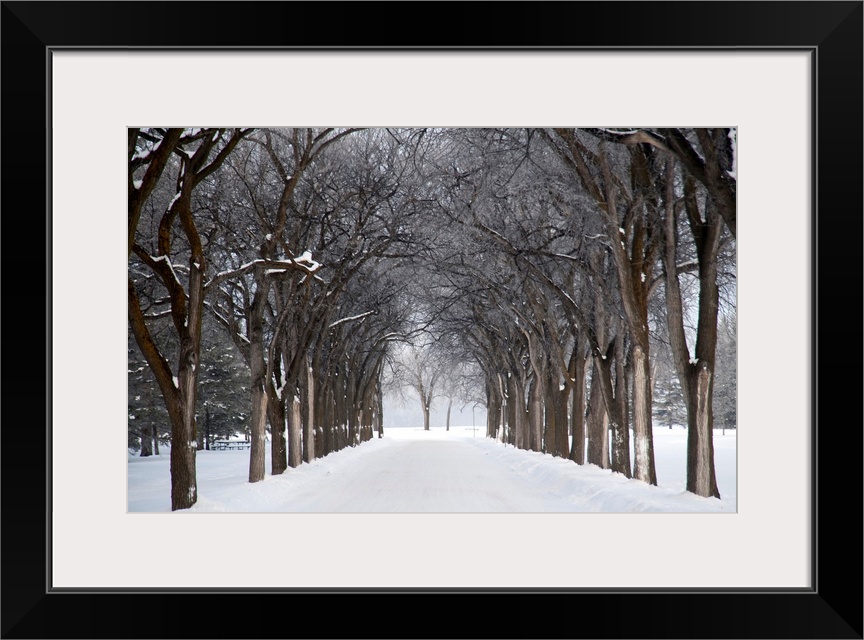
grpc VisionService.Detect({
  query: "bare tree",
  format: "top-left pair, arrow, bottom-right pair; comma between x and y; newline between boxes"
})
128,127 -> 250,510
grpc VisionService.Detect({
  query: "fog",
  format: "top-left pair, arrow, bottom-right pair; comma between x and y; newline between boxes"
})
382,388 -> 486,430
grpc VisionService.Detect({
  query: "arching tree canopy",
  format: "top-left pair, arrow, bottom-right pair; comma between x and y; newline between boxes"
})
129,127 -> 736,510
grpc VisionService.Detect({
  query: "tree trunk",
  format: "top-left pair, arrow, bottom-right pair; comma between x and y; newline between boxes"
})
504,387 -> 513,445
153,424 -> 159,455
172,335 -> 200,509
356,408 -> 365,442
304,356 -> 316,463
543,376 -> 557,456
288,394 -> 303,468
486,401 -> 498,440
416,374 -> 431,431
377,382 -> 384,439
446,398 -> 452,431
611,339 -> 632,478
663,167 -> 722,498
555,383 -> 570,460
168,403 -> 197,510
333,372 -> 344,451
487,378 -> 501,440
594,345 -> 631,478
140,427 -> 153,457
527,376 -> 543,452
685,199 -> 723,498
322,383 -> 333,456
569,344 -> 588,464
496,372 -> 507,441
248,381 -> 268,483
686,363 -> 719,497
269,394 -> 287,475
630,343 -> 656,483
421,396 -> 431,431
509,375 -> 527,449
129,272 -> 200,509
247,278 -> 270,483
347,369 -> 359,444
362,405 -> 372,442
585,362 -> 610,469
562,134 -> 659,485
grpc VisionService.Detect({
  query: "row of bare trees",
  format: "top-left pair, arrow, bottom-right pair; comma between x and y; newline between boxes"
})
410,128 -> 736,498
129,126 -> 736,509
129,128 -> 428,509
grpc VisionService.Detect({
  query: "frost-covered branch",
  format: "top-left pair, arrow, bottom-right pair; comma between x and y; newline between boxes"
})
205,252 -> 322,290
329,310 -> 377,329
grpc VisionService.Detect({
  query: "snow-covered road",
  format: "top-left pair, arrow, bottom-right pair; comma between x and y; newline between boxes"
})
128,427 -> 736,512
276,438 -> 580,512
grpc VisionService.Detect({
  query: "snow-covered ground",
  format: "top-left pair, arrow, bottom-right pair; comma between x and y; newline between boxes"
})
128,427 -> 736,513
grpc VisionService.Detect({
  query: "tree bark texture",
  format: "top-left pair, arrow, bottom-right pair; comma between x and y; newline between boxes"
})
305,358 -> 316,462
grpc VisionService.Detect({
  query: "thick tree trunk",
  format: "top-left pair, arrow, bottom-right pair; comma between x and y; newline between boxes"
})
304,357 -> 316,462
172,340 -> 200,509
527,376 -> 543,452
577,138 -> 659,484
611,340 -> 632,478
686,203 -> 723,498
585,362 -> 610,470
268,394 -> 287,475
172,268 -> 204,509
569,345 -> 588,464
129,272 -> 200,510
486,399 -> 499,440
631,344 -> 657,483
663,167 -> 722,498
608,417 -> 629,477
522,329 -> 546,453
288,394 -> 303,468
247,277 -> 270,483
361,402 -> 373,442
168,410 -> 197,510
248,381 -> 268,483
686,364 -> 719,497
333,373 -> 344,451
322,383 -> 334,456
509,375 -> 528,449
496,373 -> 508,441
346,381 -> 357,444
555,383 -> 570,459
543,377 -> 557,456
485,379 -> 498,439
594,359 -> 632,478
594,346 -> 631,478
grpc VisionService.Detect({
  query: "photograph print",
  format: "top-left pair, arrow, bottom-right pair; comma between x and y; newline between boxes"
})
128,127 -> 737,514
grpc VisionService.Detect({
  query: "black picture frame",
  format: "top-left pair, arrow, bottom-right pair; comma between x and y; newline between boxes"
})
2,2 -> 861,638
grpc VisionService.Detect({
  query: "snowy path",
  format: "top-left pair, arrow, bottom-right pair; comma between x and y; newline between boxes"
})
275,438 -> 577,512
128,427 -> 735,513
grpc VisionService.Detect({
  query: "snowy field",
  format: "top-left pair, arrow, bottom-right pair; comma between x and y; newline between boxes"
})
128,427 -> 736,513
